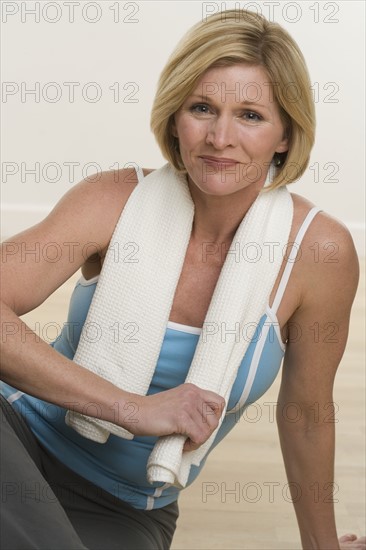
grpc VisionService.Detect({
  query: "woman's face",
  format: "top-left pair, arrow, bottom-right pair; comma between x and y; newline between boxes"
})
172,63 -> 288,197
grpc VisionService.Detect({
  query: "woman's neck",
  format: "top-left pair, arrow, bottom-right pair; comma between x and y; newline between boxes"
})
187,176 -> 264,244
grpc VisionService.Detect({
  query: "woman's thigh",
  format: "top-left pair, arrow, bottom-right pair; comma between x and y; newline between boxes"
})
41,446 -> 179,550
0,394 -> 87,550
0,395 -> 179,550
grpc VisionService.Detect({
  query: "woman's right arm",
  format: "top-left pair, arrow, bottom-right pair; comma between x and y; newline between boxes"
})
1,168 -> 143,425
0,169 -> 224,446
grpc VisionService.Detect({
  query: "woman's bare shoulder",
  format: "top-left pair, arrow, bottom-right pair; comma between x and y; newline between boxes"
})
290,192 -> 357,255
50,167 -> 155,252
1,167 -> 157,312
289,192 -> 359,308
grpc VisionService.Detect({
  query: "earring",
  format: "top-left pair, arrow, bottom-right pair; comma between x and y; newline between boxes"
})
273,153 -> 282,167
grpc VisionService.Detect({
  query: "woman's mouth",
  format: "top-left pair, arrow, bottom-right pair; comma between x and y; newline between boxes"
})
199,156 -> 239,167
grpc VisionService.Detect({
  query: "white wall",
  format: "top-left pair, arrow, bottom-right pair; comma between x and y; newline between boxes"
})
1,0 -> 365,254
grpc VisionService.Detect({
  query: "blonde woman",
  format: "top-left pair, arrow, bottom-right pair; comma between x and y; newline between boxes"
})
1,9 -> 363,550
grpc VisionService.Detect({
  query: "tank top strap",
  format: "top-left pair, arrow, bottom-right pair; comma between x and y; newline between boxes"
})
270,206 -> 323,315
135,165 -> 145,184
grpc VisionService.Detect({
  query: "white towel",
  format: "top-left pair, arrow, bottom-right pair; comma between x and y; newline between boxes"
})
66,162 -> 293,487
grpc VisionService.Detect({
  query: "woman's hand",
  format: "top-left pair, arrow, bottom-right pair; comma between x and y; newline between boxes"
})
339,534 -> 366,550
128,383 -> 225,451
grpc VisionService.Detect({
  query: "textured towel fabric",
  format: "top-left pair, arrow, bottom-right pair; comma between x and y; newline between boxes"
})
65,163 -> 293,487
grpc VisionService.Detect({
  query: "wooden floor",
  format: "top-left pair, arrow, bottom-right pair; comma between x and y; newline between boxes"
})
20,261 -> 365,550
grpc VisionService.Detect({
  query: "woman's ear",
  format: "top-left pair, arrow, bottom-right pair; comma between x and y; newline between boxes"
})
276,134 -> 289,154
276,122 -> 290,154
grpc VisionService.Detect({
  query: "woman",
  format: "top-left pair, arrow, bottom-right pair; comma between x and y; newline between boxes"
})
0,8 -> 363,550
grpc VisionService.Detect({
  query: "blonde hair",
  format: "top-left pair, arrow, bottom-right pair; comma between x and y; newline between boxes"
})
150,9 -> 315,190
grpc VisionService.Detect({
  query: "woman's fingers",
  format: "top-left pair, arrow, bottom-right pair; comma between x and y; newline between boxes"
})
180,388 -> 226,451
132,383 -> 225,449
339,534 -> 366,550
339,535 -> 358,542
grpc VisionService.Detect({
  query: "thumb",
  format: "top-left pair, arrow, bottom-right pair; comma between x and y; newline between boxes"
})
183,438 -> 200,452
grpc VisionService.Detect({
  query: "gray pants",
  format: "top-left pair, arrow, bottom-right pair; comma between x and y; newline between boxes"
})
0,395 -> 178,550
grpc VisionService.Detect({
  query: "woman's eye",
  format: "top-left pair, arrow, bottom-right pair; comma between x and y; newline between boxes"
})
242,111 -> 262,122
190,103 -> 211,114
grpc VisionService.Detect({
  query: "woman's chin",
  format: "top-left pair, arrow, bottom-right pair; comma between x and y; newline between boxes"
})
188,176 -> 255,198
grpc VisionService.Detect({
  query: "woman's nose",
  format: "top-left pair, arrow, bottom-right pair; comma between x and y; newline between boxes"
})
206,115 -> 237,149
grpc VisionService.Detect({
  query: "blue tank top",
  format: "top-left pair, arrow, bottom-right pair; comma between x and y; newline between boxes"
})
1,172 -> 321,510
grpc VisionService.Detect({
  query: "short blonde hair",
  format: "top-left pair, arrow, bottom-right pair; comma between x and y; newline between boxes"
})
150,9 -> 315,190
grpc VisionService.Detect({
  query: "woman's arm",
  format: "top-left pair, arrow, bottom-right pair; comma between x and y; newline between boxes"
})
276,214 -> 360,550
1,169 -> 137,408
1,169 -> 224,447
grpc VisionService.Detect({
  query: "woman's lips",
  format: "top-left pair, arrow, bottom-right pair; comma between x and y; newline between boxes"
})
199,156 -> 239,167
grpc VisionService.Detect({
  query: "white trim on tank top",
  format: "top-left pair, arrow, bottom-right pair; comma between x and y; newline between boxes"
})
227,204 -> 322,414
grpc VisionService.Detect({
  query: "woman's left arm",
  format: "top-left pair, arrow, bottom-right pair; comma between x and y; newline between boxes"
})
276,215 -> 362,550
